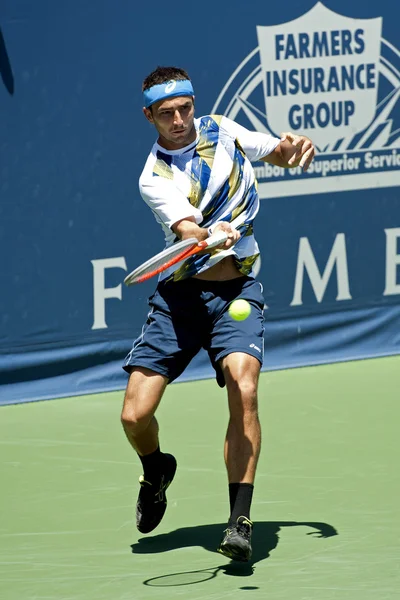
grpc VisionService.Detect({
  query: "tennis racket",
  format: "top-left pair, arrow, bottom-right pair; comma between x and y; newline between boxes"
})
124,229 -> 228,286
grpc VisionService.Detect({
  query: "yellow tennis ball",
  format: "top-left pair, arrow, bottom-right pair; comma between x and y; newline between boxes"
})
229,299 -> 251,321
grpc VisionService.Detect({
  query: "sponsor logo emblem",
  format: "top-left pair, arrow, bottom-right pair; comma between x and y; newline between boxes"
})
249,343 -> 262,353
155,475 -> 169,503
165,80 -> 177,93
212,2 -> 400,198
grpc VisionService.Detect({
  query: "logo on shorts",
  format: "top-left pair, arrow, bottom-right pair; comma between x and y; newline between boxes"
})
212,2 -> 400,198
165,80 -> 177,93
249,343 -> 261,353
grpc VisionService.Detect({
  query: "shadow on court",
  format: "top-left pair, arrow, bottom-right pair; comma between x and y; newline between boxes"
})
131,521 -> 338,585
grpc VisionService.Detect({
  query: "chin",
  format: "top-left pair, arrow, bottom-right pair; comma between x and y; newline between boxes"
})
170,134 -> 188,145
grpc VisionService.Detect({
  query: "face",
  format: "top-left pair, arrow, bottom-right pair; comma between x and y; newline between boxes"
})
143,95 -> 196,150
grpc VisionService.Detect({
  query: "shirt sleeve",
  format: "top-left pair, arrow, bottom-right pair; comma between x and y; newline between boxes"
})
220,116 -> 280,162
139,177 -> 203,229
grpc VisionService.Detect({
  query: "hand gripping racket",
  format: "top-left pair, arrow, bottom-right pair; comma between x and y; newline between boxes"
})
124,229 -> 228,286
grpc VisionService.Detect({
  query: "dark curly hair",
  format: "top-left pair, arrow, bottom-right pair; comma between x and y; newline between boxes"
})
142,66 -> 191,92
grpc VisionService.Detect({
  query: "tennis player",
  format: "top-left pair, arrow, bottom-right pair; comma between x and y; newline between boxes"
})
121,66 -> 315,562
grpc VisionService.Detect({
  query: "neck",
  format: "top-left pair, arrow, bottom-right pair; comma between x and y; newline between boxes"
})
157,125 -> 197,151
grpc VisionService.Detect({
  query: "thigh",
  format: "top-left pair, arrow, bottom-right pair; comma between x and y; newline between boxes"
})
206,278 -> 265,387
123,281 -> 205,383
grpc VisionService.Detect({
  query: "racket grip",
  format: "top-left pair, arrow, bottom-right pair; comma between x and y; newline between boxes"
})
204,230 -> 228,249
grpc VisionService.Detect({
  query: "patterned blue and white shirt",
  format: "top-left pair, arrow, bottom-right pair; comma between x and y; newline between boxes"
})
139,115 -> 280,281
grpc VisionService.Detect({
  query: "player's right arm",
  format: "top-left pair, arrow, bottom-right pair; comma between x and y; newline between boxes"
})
140,178 -> 202,232
171,217 -> 207,241
172,217 -> 239,250
140,168 -> 239,250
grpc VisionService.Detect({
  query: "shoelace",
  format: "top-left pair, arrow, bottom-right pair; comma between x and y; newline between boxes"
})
139,476 -> 152,487
224,518 -> 252,539
139,474 -> 167,501
236,519 -> 252,540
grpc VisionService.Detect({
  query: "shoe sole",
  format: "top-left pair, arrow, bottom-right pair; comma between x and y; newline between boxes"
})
217,544 -> 251,562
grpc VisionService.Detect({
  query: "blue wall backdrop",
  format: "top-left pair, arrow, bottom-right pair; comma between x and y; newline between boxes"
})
1,0 -> 400,404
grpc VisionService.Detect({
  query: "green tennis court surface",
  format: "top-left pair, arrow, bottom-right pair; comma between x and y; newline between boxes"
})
1,356 -> 399,599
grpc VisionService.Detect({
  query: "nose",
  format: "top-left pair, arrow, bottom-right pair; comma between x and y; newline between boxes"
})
173,110 -> 184,127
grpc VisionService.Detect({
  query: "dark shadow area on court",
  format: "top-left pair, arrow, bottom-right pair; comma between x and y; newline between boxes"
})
0,26 -> 14,95
131,520 -> 338,585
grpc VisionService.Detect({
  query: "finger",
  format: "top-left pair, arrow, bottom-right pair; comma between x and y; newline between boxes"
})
280,131 -> 295,142
225,230 -> 239,246
300,147 -> 314,170
291,141 -> 311,165
212,222 -> 229,234
290,135 -> 306,148
300,146 -> 315,171
300,140 -> 313,154
226,224 -> 238,236
288,139 -> 313,166
288,148 -> 302,166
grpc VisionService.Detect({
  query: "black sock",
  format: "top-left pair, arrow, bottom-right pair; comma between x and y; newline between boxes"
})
229,483 -> 240,513
138,446 -> 163,482
228,483 -> 254,525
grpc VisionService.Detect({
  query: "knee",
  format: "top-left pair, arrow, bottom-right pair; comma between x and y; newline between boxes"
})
226,373 -> 258,403
226,378 -> 259,421
120,405 -> 150,435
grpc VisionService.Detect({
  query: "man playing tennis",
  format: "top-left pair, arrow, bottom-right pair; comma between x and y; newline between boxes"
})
121,66 -> 315,562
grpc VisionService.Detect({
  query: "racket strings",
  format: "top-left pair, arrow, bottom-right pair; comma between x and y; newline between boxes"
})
124,230 -> 228,286
124,238 -> 200,284
142,245 -> 194,275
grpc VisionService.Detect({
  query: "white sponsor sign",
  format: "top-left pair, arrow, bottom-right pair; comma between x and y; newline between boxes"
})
212,2 -> 400,198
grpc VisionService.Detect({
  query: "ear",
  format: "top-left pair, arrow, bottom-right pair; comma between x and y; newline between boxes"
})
143,107 -> 154,124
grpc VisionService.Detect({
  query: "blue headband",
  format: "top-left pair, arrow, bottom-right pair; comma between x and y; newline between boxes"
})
143,79 -> 194,108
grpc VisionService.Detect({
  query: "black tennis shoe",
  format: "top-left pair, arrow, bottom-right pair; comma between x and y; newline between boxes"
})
217,516 -> 253,562
136,453 -> 177,534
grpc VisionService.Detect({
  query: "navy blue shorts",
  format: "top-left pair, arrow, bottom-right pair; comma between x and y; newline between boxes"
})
123,276 -> 265,387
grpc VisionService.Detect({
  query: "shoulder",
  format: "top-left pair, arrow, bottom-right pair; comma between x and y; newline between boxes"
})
139,144 -> 157,175
195,115 -> 239,145
196,114 -> 225,131
139,160 -> 176,203
139,145 -> 171,188
201,115 -> 244,139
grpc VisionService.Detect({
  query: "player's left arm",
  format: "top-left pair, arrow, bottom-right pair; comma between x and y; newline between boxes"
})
217,117 -> 315,172
262,132 -> 316,171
